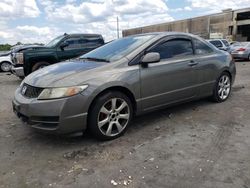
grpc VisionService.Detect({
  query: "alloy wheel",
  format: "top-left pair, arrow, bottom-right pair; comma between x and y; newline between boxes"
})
218,75 -> 231,100
98,98 -> 130,137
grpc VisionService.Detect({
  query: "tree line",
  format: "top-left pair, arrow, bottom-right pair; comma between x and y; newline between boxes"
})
0,44 -> 12,51
0,42 -> 44,51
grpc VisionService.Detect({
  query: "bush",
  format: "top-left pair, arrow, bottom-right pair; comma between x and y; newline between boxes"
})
0,44 -> 12,51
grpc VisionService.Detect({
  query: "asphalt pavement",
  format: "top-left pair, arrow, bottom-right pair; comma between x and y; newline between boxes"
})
0,61 -> 250,188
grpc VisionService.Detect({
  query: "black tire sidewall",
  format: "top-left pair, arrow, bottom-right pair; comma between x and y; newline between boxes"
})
0,61 -> 11,72
88,91 -> 133,141
213,72 -> 232,103
32,62 -> 49,72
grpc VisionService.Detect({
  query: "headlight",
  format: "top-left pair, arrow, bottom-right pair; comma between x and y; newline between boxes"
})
37,85 -> 88,100
16,53 -> 24,64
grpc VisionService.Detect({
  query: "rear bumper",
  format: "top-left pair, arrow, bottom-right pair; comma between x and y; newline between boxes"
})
231,53 -> 249,59
12,88 -> 88,134
11,66 -> 24,77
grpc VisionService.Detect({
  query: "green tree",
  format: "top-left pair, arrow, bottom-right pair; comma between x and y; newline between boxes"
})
0,44 -> 12,51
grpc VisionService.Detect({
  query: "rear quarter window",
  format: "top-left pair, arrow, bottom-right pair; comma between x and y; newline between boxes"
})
222,40 -> 230,47
194,39 -> 214,55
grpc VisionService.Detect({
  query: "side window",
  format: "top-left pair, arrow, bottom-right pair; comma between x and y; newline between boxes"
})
193,38 -> 214,55
149,39 -> 193,60
222,40 -> 230,47
84,37 -> 104,47
63,37 -> 84,50
210,40 -> 223,48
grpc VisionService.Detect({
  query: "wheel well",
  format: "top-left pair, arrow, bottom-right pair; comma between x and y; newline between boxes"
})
88,86 -> 137,116
0,61 -> 11,64
222,70 -> 232,80
30,61 -> 50,73
31,61 -> 50,68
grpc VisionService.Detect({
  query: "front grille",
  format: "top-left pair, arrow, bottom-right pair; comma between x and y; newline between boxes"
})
21,83 -> 43,98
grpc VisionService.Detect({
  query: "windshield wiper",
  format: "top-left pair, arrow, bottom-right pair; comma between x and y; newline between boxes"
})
81,57 -> 110,62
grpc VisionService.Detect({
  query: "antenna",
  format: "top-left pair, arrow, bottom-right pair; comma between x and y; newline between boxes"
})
117,16 -> 120,39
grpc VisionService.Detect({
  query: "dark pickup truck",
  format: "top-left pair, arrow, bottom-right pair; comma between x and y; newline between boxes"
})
11,33 -> 104,77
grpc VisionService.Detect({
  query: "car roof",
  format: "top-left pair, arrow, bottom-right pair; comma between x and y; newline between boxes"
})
129,32 -> 199,38
66,33 -> 103,38
207,39 -> 227,41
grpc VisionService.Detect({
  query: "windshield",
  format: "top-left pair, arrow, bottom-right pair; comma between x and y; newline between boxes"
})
222,40 -> 230,47
80,35 -> 156,62
46,35 -> 65,47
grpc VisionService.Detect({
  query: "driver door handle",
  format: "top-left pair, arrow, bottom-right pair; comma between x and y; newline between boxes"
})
188,60 -> 198,66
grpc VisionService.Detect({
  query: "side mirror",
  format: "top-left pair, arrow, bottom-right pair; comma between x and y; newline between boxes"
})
60,41 -> 69,50
141,52 -> 160,65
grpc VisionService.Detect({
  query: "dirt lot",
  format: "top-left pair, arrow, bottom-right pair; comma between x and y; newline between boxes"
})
0,61 -> 250,188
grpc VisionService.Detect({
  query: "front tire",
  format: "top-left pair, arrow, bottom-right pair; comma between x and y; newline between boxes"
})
212,72 -> 231,102
88,91 -> 133,141
32,62 -> 49,72
0,61 -> 11,72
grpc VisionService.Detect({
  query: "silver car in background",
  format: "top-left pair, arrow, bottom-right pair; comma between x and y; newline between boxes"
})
208,39 -> 231,52
13,32 -> 236,140
230,42 -> 250,61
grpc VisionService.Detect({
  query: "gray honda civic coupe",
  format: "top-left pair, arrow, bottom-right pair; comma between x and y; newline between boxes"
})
13,32 -> 236,140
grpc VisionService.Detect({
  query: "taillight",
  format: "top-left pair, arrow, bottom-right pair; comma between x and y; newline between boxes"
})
237,48 -> 246,51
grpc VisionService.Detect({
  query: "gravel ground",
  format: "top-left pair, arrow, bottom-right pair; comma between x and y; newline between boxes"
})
0,61 -> 250,188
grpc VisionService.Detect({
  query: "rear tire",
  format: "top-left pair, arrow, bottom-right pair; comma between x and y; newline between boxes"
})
88,91 -> 133,141
212,72 -> 231,103
32,62 -> 50,72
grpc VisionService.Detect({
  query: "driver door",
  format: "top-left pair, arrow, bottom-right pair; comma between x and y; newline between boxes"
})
140,36 -> 198,111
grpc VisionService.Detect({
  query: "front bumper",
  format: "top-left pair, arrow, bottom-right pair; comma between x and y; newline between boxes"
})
11,66 -> 25,77
231,52 -> 249,59
12,88 -> 88,134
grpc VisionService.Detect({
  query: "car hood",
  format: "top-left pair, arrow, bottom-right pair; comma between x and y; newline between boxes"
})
12,45 -> 44,52
24,60 -> 108,88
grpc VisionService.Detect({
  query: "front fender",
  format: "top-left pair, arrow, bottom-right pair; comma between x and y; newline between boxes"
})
24,51 -> 58,75
81,81 -> 137,112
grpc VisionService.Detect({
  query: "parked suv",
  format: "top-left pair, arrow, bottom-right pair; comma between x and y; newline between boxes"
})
208,39 -> 231,51
11,33 -> 104,77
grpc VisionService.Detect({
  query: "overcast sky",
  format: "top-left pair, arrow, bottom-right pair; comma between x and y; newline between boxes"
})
0,0 -> 249,44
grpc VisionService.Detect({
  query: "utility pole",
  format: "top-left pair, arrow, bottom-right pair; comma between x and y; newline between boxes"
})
117,16 -> 119,39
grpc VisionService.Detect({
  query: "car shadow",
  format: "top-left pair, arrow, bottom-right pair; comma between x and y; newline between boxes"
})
0,73 -> 22,85
234,59 -> 249,62
16,97 -> 227,161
